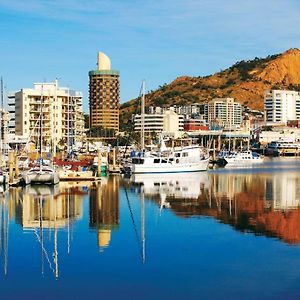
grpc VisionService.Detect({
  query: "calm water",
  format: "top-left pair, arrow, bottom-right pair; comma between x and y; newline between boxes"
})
1,158 -> 300,299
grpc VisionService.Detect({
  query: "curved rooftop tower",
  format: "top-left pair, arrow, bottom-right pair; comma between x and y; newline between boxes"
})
97,52 -> 111,70
89,52 -> 120,138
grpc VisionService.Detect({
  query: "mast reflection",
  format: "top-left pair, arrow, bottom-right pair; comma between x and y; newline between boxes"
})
13,183 -> 86,278
89,176 -> 120,251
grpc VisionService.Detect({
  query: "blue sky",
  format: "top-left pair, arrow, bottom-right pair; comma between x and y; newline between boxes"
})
0,0 -> 300,112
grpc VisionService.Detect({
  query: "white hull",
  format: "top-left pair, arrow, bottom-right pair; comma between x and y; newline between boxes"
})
224,151 -> 264,167
23,166 -> 59,185
0,175 -> 6,185
130,158 -> 210,174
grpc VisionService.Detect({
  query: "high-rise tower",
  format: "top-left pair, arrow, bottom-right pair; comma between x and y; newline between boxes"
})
89,52 -> 120,138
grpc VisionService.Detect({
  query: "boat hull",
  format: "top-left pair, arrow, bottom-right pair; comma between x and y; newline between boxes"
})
126,158 -> 210,174
23,171 -> 59,185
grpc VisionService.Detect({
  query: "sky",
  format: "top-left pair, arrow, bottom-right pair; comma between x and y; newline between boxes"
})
1,0 -> 300,113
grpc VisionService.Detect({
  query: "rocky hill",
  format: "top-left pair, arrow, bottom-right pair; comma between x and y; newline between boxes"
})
120,48 -> 300,128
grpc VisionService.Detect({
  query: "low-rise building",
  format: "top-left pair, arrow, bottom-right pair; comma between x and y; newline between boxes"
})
134,110 -> 184,133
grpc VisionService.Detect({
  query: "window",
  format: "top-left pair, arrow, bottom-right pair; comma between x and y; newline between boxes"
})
154,159 -> 160,163
175,153 -> 181,157
183,152 -> 188,157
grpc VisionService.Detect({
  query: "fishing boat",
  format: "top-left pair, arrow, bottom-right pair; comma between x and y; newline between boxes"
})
224,150 -> 264,166
21,85 -> 59,185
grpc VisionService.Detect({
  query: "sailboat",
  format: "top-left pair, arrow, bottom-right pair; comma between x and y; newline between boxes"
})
123,81 -> 210,174
22,85 -> 59,185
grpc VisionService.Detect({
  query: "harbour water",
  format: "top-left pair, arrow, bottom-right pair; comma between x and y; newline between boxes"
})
1,158 -> 300,299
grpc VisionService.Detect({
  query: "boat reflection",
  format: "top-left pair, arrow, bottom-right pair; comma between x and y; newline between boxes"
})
89,176 -> 120,251
129,171 -> 300,245
130,172 -> 210,213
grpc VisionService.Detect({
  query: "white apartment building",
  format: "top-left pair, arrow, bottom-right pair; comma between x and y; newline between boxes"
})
134,110 -> 184,133
264,90 -> 300,123
206,98 -> 242,130
14,81 -> 85,150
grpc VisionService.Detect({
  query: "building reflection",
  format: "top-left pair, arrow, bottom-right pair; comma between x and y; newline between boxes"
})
14,184 -> 85,229
11,182 -> 88,278
130,171 -> 300,245
89,176 -> 120,250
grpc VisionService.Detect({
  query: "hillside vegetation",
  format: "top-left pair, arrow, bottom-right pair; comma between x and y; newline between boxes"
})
120,48 -> 300,128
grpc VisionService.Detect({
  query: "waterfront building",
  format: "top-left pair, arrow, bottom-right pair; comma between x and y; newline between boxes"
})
14,81 -> 84,150
89,52 -> 120,138
183,117 -> 209,131
264,90 -> 300,123
148,103 -> 205,118
206,98 -> 242,130
134,110 -> 184,133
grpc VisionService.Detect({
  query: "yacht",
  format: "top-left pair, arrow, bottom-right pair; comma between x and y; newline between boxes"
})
123,145 -> 210,174
224,150 -> 264,166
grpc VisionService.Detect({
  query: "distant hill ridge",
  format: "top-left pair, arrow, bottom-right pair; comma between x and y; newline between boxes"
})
120,48 -> 300,127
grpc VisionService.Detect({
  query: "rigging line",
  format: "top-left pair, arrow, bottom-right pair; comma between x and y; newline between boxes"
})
33,228 -> 55,273
124,188 -> 143,260
122,82 -> 145,160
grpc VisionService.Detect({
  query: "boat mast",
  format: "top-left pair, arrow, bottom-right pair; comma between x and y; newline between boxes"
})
0,77 -> 3,160
140,81 -> 145,150
67,88 -> 70,154
39,85 -> 44,166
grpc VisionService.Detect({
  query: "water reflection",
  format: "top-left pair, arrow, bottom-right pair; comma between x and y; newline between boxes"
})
128,171 -> 300,245
0,192 -> 9,276
0,182 -> 90,278
89,176 -> 120,250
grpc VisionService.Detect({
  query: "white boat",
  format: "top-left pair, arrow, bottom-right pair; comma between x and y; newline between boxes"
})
224,150 -> 264,166
23,165 -> 59,185
124,145 -> 210,174
0,170 -> 6,185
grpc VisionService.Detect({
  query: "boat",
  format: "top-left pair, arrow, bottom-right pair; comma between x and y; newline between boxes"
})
224,150 -> 264,166
265,140 -> 300,156
23,165 -> 59,185
123,144 -> 210,174
58,167 -> 99,181
21,85 -> 59,185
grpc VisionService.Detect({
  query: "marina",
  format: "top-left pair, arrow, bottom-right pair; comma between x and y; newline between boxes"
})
1,158 -> 300,298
